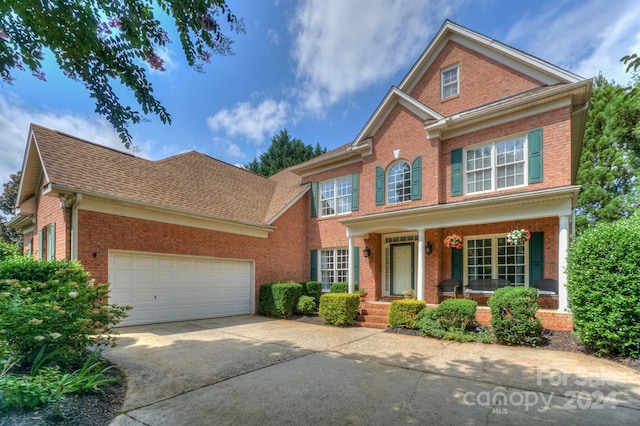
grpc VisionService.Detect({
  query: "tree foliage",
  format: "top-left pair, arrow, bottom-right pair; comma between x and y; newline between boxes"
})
0,1 -> 244,147
0,171 -> 22,247
244,129 -> 326,177
575,74 -> 640,232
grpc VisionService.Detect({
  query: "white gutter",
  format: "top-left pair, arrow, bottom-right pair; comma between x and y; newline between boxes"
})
70,193 -> 83,260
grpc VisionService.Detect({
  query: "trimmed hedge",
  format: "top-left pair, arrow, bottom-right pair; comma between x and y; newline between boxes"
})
567,216 -> 640,357
302,281 -> 322,307
417,299 -> 490,343
0,257 -> 88,284
319,293 -> 359,326
488,286 -> 542,346
387,299 -> 426,329
258,282 -> 303,319
296,295 -> 316,315
330,282 -> 348,293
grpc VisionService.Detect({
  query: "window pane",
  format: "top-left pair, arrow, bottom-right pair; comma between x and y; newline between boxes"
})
387,162 -> 411,204
496,238 -> 526,285
320,178 -> 352,216
467,238 -> 492,280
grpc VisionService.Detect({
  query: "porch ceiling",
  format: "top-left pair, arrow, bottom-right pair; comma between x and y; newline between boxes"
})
341,186 -> 579,237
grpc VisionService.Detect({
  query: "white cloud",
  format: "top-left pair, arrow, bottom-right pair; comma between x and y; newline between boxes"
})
267,29 -> 280,45
0,94 -> 123,184
505,0 -> 640,85
290,0 -> 457,115
226,142 -> 247,160
206,99 -> 289,144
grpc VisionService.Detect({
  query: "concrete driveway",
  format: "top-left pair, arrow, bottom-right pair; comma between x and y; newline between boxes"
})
106,316 -> 640,425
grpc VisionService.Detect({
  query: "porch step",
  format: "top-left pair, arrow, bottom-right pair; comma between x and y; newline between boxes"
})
355,302 -> 390,330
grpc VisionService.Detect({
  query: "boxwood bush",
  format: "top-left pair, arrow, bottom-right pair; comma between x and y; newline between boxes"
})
319,293 -> 359,326
302,281 -> 322,307
329,281 -> 348,293
417,299 -> 489,343
258,282 -> 303,319
567,216 -> 640,358
387,299 -> 426,329
488,286 -> 542,346
296,295 -> 316,315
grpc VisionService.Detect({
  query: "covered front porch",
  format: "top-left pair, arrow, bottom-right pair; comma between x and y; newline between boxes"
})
342,187 -> 578,314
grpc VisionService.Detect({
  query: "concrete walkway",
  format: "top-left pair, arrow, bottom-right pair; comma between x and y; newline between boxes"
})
106,316 -> 640,425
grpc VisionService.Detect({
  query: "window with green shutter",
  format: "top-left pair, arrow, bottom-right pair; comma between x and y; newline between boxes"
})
411,156 -> 422,200
351,173 -> 359,211
528,129 -> 543,183
529,232 -> 544,284
451,148 -> 462,196
310,250 -> 317,281
375,166 -> 384,205
310,183 -> 318,218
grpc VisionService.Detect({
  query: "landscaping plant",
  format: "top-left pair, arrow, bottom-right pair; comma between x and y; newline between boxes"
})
258,282 -> 303,318
296,295 -> 316,315
566,215 -> 640,358
488,286 -> 542,346
417,299 -> 490,343
387,299 -> 425,329
319,293 -> 359,326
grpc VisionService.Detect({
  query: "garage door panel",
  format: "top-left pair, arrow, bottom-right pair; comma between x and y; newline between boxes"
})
109,251 -> 252,326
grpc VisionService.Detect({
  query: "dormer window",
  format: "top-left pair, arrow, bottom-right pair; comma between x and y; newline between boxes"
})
441,65 -> 459,98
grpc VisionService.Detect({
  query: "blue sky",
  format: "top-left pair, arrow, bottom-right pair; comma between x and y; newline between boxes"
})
2,0 -> 639,187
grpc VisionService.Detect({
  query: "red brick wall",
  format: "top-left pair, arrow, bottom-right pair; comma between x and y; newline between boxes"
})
32,190 -> 69,260
409,41 -> 543,117
76,198 -> 307,295
441,106 -> 573,203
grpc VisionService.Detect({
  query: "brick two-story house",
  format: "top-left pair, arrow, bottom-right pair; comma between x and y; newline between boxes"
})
10,21 -> 590,328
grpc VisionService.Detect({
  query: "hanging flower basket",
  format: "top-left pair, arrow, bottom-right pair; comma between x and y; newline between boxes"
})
402,289 -> 416,299
506,229 -> 531,245
443,234 -> 463,249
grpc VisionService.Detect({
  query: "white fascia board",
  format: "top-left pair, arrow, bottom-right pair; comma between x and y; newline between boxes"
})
266,186 -> 310,225
353,87 -> 442,145
48,188 -> 274,239
342,186 -> 579,237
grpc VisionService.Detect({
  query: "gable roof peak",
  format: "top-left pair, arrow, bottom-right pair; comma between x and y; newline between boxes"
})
399,20 -> 584,94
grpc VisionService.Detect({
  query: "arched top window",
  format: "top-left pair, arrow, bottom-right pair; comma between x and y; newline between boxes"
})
387,161 -> 411,204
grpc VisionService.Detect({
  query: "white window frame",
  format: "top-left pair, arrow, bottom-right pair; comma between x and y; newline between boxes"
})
463,233 -> 529,286
441,64 -> 459,98
386,161 -> 411,205
318,248 -> 349,292
319,176 -> 352,217
464,134 -> 528,195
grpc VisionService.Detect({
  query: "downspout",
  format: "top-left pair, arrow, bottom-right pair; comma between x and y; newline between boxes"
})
70,193 -> 83,260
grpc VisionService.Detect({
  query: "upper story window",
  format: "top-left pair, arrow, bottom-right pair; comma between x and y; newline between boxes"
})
387,161 -> 411,204
465,136 -> 526,195
320,176 -> 352,217
441,65 -> 459,98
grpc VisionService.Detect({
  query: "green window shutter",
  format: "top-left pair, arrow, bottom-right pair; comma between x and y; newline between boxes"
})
310,182 -> 318,218
529,232 -> 544,285
451,248 -> 463,294
38,228 -> 43,260
375,166 -> 384,205
50,223 -> 56,260
528,128 -> 543,183
411,156 -> 422,200
310,250 -> 318,281
353,246 -> 360,284
351,173 -> 360,211
451,148 -> 462,196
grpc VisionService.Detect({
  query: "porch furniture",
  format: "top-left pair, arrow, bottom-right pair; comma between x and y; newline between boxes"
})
464,278 -> 511,298
532,279 -> 558,298
437,279 -> 460,301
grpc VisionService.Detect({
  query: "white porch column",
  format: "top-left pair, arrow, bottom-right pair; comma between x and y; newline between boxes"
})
417,229 -> 425,301
557,216 -> 570,312
348,236 -> 355,294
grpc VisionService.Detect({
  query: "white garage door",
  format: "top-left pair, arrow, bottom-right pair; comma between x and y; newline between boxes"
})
109,250 -> 253,326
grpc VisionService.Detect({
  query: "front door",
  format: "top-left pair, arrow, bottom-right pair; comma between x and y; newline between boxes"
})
390,243 -> 414,296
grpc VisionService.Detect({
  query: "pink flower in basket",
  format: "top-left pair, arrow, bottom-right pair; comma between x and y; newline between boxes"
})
506,229 -> 531,245
444,234 -> 463,249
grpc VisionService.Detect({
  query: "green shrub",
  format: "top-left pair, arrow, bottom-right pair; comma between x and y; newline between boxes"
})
488,286 -> 542,346
258,282 -> 303,319
0,259 -> 130,368
387,299 -> 426,329
0,243 -> 20,262
319,293 -> 359,326
330,282 -> 348,293
567,216 -> 640,358
302,281 -> 322,307
296,295 -> 316,315
417,299 -> 490,343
